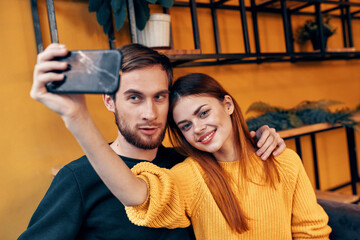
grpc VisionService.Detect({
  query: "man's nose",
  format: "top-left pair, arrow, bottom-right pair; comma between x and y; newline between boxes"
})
142,100 -> 157,121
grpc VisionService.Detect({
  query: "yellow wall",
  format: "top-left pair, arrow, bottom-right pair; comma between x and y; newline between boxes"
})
0,0 -> 359,239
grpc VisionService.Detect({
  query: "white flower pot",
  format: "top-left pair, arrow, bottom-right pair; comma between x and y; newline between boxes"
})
136,13 -> 171,48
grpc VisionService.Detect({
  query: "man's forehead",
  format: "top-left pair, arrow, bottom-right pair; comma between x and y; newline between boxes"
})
118,66 -> 169,93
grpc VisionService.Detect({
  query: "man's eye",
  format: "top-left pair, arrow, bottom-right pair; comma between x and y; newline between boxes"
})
129,95 -> 141,102
155,94 -> 167,102
181,122 -> 192,131
199,110 -> 210,118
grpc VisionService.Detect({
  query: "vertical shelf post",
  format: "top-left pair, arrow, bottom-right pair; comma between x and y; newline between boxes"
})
345,127 -> 359,195
210,0 -> 221,55
127,0 -> 138,44
30,0 -> 43,53
239,0 -> 251,54
250,0 -> 261,61
310,134 -> 321,190
314,2 -> 325,55
280,0 -> 294,54
189,0 -> 201,49
46,0 -> 59,44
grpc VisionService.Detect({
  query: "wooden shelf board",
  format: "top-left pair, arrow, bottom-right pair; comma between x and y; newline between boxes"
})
315,190 -> 359,204
279,113 -> 360,139
256,0 -> 308,9
156,49 -> 201,56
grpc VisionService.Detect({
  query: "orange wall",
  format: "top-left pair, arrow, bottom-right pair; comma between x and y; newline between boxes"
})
0,0 -> 359,239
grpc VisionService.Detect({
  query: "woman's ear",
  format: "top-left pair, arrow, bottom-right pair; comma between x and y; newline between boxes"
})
223,95 -> 235,115
103,94 -> 116,113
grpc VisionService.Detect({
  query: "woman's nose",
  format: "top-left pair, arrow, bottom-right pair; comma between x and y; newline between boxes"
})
193,120 -> 205,134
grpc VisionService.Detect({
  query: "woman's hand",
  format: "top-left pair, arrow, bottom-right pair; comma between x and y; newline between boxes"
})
250,125 -> 286,160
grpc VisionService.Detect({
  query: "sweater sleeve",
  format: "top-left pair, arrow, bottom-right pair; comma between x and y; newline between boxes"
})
18,166 -> 83,240
285,150 -> 332,239
125,161 -> 194,229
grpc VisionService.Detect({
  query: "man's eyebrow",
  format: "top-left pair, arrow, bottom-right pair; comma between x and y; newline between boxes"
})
123,90 -> 170,95
123,89 -> 143,95
156,90 -> 170,95
176,104 -> 207,126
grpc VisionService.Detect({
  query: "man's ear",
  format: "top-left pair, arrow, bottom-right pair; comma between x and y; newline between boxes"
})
223,95 -> 235,115
103,94 -> 116,113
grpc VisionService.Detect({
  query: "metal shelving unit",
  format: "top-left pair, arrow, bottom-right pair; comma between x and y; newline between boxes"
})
31,0 -> 360,67
161,0 -> 360,67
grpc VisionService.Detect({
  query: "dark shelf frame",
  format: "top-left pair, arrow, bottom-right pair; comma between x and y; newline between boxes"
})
164,0 -> 360,67
282,125 -> 359,198
30,0 -> 360,65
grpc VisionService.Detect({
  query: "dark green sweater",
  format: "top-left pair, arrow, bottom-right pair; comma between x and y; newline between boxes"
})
18,145 -> 195,240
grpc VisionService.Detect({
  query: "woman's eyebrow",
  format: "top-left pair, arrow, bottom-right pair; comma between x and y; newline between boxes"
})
193,104 -> 207,116
176,104 -> 207,126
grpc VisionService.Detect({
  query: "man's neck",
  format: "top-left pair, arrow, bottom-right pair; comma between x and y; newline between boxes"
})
109,133 -> 159,161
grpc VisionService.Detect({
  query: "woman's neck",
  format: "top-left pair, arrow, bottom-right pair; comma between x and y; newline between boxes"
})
213,138 -> 255,163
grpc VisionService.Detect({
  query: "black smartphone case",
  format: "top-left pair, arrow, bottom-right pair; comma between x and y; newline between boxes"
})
46,50 -> 122,94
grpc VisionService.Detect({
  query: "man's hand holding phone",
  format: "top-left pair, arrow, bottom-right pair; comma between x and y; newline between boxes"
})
31,43 -> 86,120
31,44 -> 121,122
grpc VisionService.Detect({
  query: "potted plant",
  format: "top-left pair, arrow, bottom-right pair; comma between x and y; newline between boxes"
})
88,0 -> 173,47
296,18 -> 336,50
246,100 -> 359,132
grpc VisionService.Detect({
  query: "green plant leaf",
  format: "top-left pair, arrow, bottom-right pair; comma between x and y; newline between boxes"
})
295,100 -> 343,111
113,0 -> 127,31
246,101 -> 282,115
296,18 -> 336,44
89,0 -> 103,12
146,0 -> 157,4
102,19 -> 112,34
111,0 -> 122,11
134,0 -> 150,30
288,113 -> 303,128
96,0 -> 111,26
156,0 -> 174,8
246,100 -> 358,132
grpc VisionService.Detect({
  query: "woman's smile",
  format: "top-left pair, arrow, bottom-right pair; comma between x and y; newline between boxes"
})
197,129 -> 216,144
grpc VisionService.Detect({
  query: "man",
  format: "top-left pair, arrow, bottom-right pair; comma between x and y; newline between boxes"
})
19,43 -> 285,240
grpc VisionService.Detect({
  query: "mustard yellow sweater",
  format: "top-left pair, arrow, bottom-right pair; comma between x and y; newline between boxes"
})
126,149 -> 331,239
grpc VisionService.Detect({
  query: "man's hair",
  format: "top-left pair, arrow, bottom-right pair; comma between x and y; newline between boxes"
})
110,44 -> 173,99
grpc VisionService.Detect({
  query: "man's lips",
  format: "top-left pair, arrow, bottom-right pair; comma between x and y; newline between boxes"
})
139,126 -> 160,135
198,130 -> 216,144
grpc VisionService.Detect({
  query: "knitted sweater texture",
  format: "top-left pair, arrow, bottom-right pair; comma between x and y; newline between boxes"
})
126,148 -> 331,240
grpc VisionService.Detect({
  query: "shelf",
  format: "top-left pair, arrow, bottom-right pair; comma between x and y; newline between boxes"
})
256,0 -> 309,10
31,0 -> 360,66
279,113 -> 360,139
166,0 -> 360,67
315,190 -> 359,204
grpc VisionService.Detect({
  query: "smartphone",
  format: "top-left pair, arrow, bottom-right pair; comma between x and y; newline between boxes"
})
46,50 -> 122,94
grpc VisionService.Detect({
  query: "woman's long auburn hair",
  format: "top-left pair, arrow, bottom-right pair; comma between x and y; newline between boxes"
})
167,73 -> 279,234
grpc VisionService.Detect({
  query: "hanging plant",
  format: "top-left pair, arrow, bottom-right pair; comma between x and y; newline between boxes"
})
246,100 -> 359,132
89,0 -> 174,34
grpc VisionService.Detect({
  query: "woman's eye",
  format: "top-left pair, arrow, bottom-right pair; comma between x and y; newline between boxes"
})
199,110 -> 210,118
181,122 -> 192,131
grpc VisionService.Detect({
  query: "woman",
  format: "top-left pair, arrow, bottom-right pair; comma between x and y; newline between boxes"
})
123,73 -> 331,239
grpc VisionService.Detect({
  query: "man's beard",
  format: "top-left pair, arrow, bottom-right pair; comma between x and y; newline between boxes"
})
114,109 -> 165,150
